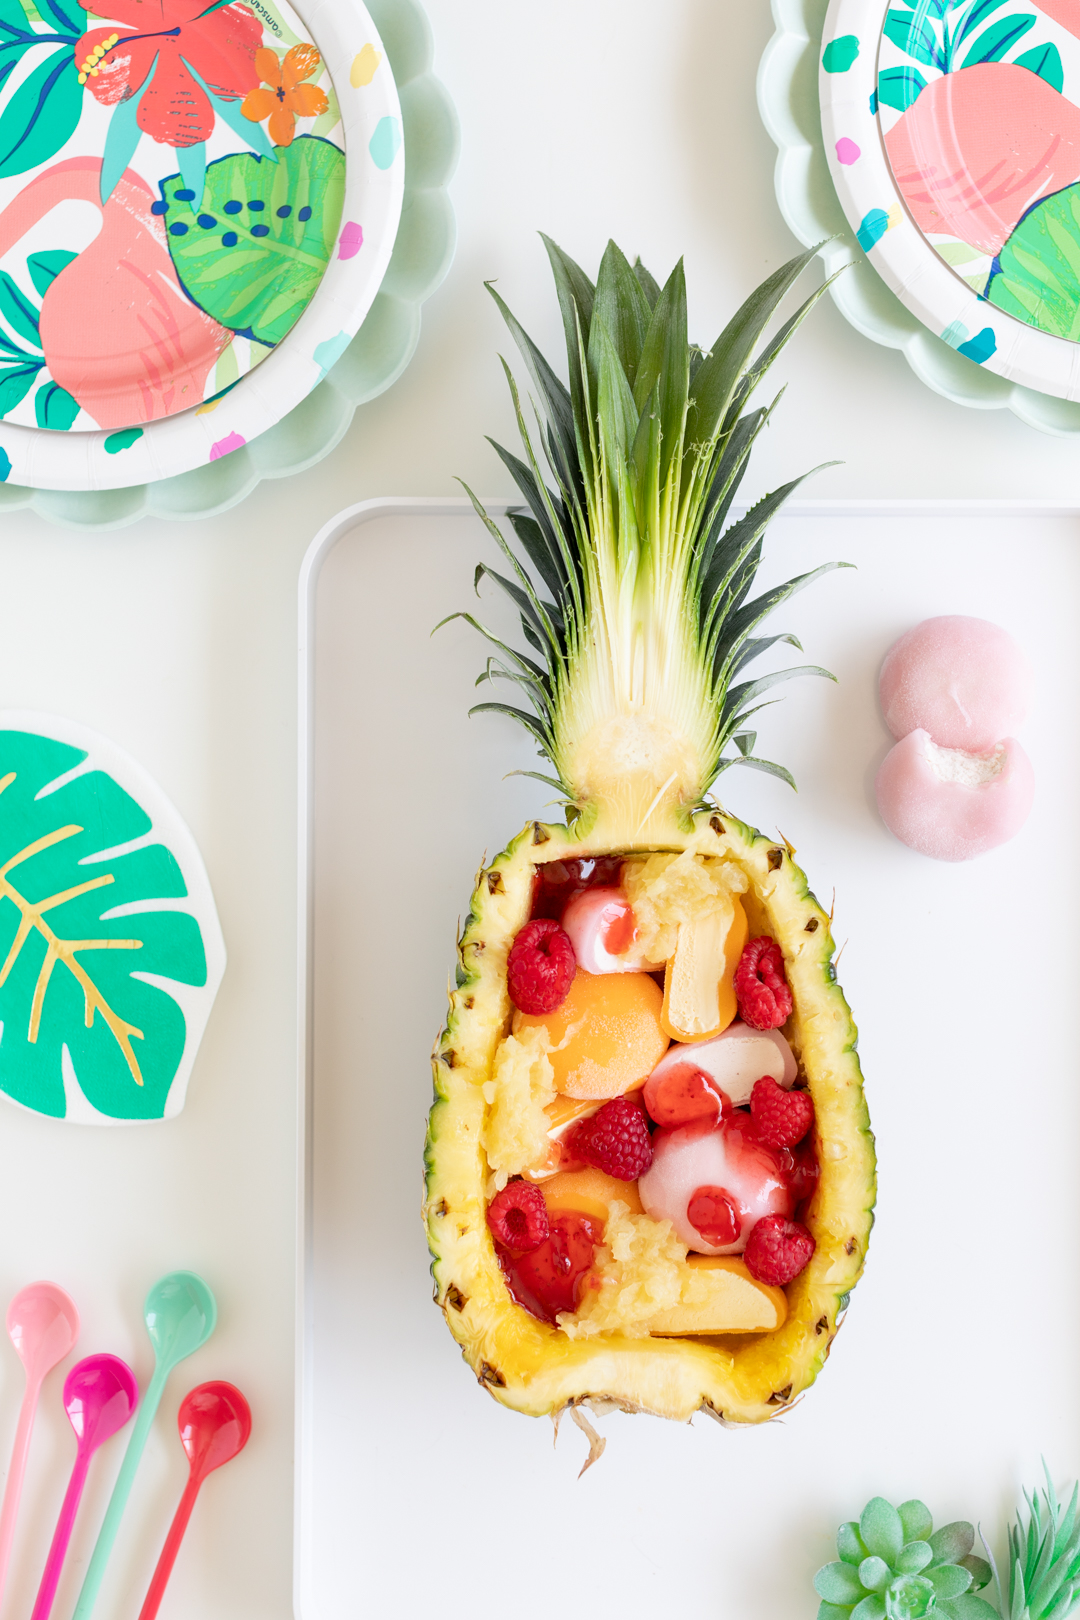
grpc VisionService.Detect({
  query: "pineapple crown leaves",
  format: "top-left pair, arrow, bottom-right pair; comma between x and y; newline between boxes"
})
444,235 -> 850,818
815,1497 -> 998,1620
1000,1466 -> 1080,1620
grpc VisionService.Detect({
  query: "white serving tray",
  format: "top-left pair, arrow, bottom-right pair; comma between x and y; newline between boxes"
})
298,497 -> 1080,1618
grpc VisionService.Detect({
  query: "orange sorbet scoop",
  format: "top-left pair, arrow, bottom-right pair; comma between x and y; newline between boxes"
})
513,969 -> 668,1099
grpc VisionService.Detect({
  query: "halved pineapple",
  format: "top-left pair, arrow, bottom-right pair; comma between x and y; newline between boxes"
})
424,238 -> 876,1424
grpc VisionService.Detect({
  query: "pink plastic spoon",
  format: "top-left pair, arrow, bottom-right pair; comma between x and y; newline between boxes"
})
0,1284 -> 79,1605
137,1382 -> 251,1620
30,1354 -> 138,1620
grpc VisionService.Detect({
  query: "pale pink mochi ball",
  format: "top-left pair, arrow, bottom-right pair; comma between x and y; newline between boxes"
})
875,729 -> 1034,862
879,616 -> 1033,751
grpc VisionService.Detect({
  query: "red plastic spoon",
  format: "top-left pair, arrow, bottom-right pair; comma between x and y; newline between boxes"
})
137,1381 -> 252,1620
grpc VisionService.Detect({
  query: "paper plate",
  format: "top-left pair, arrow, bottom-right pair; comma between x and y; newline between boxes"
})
820,0 -> 1080,402
759,0 -> 1080,435
0,0 -> 404,490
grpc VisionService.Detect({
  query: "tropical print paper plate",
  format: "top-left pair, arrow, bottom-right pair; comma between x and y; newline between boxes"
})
820,0 -> 1080,401
0,0 -> 403,489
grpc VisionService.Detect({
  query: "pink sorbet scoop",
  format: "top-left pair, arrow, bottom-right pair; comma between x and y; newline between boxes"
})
878,615 -> 1033,752
875,730 -> 1034,862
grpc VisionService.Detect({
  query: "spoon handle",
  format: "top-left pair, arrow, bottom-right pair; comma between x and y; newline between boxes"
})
0,1374 -> 39,1603
136,1473 -> 202,1620
70,1367 -> 165,1620
30,1446 -> 91,1620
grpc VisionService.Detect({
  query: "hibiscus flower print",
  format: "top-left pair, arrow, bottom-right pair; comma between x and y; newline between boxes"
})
241,44 -> 328,147
74,0 -> 261,149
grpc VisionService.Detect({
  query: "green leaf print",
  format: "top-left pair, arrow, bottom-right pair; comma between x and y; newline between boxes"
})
161,135 -> 345,348
1014,40 -> 1063,90
988,183 -> 1080,340
0,723 -> 224,1122
876,65 -> 928,110
0,47 -> 82,181
960,11 -> 1035,66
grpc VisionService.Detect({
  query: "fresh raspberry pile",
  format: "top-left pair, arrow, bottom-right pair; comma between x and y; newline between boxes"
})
744,1214 -> 815,1286
734,936 -> 793,1030
506,918 -> 576,1014
687,1185 -> 741,1247
486,1180 -> 550,1252
750,1076 -> 814,1148
567,1095 -> 653,1181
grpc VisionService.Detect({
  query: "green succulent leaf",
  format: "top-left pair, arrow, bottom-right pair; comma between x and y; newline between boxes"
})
930,1523 -> 976,1566
162,135 -> 344,348
928,1564 -> 974,1600
958,1556 -> 992,1592
943,1597 -> 1000,1620
853,1596 -> 888,1620
899,1503 -> 935,1545
884,1575 -> 937,1619
817,1562 -> 868,1606
896,1543 -> 934,1575
860,1557 -> 892,1592
840,1523 -> 872,1565
862,1500 -> 906,1566
818,1605 -> 854,1620
0,723 -> 224,1121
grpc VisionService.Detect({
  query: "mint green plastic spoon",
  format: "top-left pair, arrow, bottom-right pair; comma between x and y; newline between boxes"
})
70,1272 -> 216,1620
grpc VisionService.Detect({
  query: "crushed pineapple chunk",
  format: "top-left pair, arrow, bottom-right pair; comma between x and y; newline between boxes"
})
623,851 -> 748,964
481,1027 -> 556,1189
558,1200 -> 699,1339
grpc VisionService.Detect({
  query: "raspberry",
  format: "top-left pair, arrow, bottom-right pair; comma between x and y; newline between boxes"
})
507,918 -> 576,1014
486,1180 -> 550,1252
750,1076 -> 814,1148
687,1185 -> 741,1247
744,1214 -> 815,1286
734,936 -> 793,1030
567,1095 -> 653,1181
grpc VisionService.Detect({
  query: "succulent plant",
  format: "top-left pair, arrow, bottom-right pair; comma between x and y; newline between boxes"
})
1002,1471 -> 1080,1620
815,1497 -> 999,1620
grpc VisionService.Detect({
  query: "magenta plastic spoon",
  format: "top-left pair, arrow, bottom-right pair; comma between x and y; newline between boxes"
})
30,1354 -> 138,1620
0,1283 -> 79,1606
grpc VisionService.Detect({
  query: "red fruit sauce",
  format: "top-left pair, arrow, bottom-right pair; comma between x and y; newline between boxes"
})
531,857 -> 624,922
687,1185 -> 742,1247
727,1105 -> 819,1216
497,1211 -> 605,1324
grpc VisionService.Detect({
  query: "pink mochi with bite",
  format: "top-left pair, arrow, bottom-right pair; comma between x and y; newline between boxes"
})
879,616 -> 1033,751
875,729 -> 1034,862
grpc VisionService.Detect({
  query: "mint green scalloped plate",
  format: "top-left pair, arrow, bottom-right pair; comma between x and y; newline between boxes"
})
0,0 -> 457,527
759,0 -> 1080,435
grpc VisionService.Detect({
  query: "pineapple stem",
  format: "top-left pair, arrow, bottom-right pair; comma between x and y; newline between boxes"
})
453,237 -> 849,844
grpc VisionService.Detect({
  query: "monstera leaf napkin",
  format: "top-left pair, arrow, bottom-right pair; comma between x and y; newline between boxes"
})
0,713 -> 225,1123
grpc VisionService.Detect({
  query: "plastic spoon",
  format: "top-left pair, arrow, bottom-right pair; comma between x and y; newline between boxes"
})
137,1381 -> 252,1620
30,1354 -> 138,1620
71,1272 -> 216,1620
0,1283 -> 79,1606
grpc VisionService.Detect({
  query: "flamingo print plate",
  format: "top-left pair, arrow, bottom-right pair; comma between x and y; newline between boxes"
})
820,0 -> 1080,402
0,0 -> 403,489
